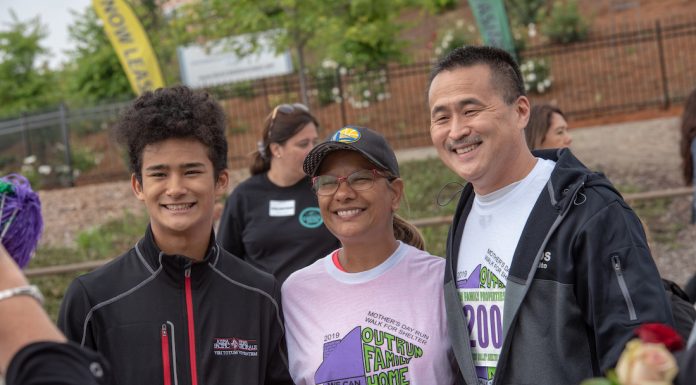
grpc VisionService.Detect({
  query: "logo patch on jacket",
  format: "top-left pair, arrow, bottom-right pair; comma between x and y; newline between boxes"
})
538,251 -> 551,269
213,337 -> 258,357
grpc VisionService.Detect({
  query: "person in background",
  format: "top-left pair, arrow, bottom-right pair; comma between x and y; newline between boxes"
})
58,86 -> 292,385
0,174 -> 109,385
427,45 -> 673,385
679,87 -> 696,304
217,103 -> 339,283
524,104 -> 572,150
680,88 -> 696,225
282,126 -> 457,385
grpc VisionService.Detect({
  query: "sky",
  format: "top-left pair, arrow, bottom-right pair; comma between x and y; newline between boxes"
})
0,0 -> 93,69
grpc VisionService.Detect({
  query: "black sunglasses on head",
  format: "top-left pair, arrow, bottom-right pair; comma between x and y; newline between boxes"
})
269,103 -> 310,138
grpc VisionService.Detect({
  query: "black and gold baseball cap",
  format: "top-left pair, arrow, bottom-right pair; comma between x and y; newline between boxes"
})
303,125 -> 400,177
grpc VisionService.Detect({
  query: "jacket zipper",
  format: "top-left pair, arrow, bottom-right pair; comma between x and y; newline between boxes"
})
161,324 -> 172,385
611,254 -> 637,320
185,268 -> 199,385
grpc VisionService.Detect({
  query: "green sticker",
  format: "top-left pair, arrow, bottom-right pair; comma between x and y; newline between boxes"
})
299,207 -> 323,228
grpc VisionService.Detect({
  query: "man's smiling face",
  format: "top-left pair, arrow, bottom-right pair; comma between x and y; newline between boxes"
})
428,64 -> 530,194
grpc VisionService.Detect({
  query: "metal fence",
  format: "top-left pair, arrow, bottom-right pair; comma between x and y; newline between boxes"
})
2,15 -> 696,187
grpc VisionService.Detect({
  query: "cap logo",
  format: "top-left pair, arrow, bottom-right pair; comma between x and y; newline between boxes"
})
330,127 -> 361,143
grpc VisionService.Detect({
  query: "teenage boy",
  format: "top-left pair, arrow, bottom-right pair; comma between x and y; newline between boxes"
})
58,86 -> 292,385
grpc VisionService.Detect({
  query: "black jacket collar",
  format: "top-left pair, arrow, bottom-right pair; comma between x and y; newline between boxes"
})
136,224 -> 220,273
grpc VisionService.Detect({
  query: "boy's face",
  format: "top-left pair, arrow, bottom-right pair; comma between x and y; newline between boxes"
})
131,138 -> 228,240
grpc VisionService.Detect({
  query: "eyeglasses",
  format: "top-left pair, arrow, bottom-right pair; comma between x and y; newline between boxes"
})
312,169 -> 392,196
268,103 -> 310,138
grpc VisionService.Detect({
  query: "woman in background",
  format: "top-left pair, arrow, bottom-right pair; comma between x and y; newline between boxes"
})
525,104 -> 572,150
217,104 -> 339,283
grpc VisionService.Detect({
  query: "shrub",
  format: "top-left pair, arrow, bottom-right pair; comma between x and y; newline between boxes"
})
429,0 -> 459,14
313,59 -> 341,107
312,59 -> 391,109
433,20 -> 479,61
542,0 -> 589,44
344,66 -> 390,109
231,80 -> 256,99
520,58 -> 553,94
505,0 -> 547,26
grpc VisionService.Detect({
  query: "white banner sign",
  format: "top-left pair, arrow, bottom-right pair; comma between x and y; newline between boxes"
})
177,31 -> 293,88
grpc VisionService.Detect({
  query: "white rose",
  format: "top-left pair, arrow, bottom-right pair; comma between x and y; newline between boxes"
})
615,340 -> 678,385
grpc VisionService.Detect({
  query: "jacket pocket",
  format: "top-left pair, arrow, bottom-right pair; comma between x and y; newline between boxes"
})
611,254 -> 637,321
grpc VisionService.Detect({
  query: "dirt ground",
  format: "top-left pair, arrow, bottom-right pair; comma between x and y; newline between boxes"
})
36,114 -> 695,287
571,116 -> 695,288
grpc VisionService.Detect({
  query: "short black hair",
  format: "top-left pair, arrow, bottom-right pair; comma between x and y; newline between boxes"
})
428,46 -> 525,105
115,86 -> 228,182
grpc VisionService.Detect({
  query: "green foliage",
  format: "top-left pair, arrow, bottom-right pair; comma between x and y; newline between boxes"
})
344,67 -> 391,109
429,0 -> 459,13
0,153 -> 14,171
75,211 -> 148,259
70,145 -> 100,174
313,59 -> 392,109
400,157 -> 462,256
505,0 -> 547,26
322,0 -> 410,69
29,211 -> 149,320
542,0 -> 589,44
131,1 -> 180,86
433,20 -> 478,61
520,58 -> 553,94
231,80 -> 256,99
313,61 -> 341,106
0,11 -> 60,117
173,0 -> 415,92
15,141 -> 100,189
63,2 -> 180,105
400,157 -> 460,219
63,8 -> 133,104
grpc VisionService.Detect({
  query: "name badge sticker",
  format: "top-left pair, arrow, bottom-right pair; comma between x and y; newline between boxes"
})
269,200 -> 296,217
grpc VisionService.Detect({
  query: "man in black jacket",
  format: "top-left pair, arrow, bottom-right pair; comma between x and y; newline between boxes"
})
427,46 -> 674,385
58,86 -> 293,385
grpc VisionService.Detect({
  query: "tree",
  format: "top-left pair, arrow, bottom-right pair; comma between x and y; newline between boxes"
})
0,11 -> 59,117
64,2 -> 181,104
63,7 -> 133,104
171,0 -> 418,104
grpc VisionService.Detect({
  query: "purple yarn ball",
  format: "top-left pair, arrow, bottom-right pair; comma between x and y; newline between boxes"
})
0,174 -> 43,269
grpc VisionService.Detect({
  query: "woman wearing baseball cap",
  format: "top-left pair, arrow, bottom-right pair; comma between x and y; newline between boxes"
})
281,126 -> 457,384
217,104 -> 339,283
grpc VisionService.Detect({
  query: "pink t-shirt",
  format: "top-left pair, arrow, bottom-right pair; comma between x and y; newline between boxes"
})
282,242 -> 457,385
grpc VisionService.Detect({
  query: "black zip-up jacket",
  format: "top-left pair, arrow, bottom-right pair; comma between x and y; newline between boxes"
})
445,148 -> 675,385
58,226 -> 293,385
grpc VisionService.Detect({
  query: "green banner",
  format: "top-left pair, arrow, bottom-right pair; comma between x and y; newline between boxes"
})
468,0 -> 517,61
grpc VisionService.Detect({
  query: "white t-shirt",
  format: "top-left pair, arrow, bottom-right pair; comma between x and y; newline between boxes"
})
282,242 -> 457,385
456,158 -> 555,383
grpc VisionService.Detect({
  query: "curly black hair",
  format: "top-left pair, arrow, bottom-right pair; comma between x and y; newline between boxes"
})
115,86 -> 228,182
